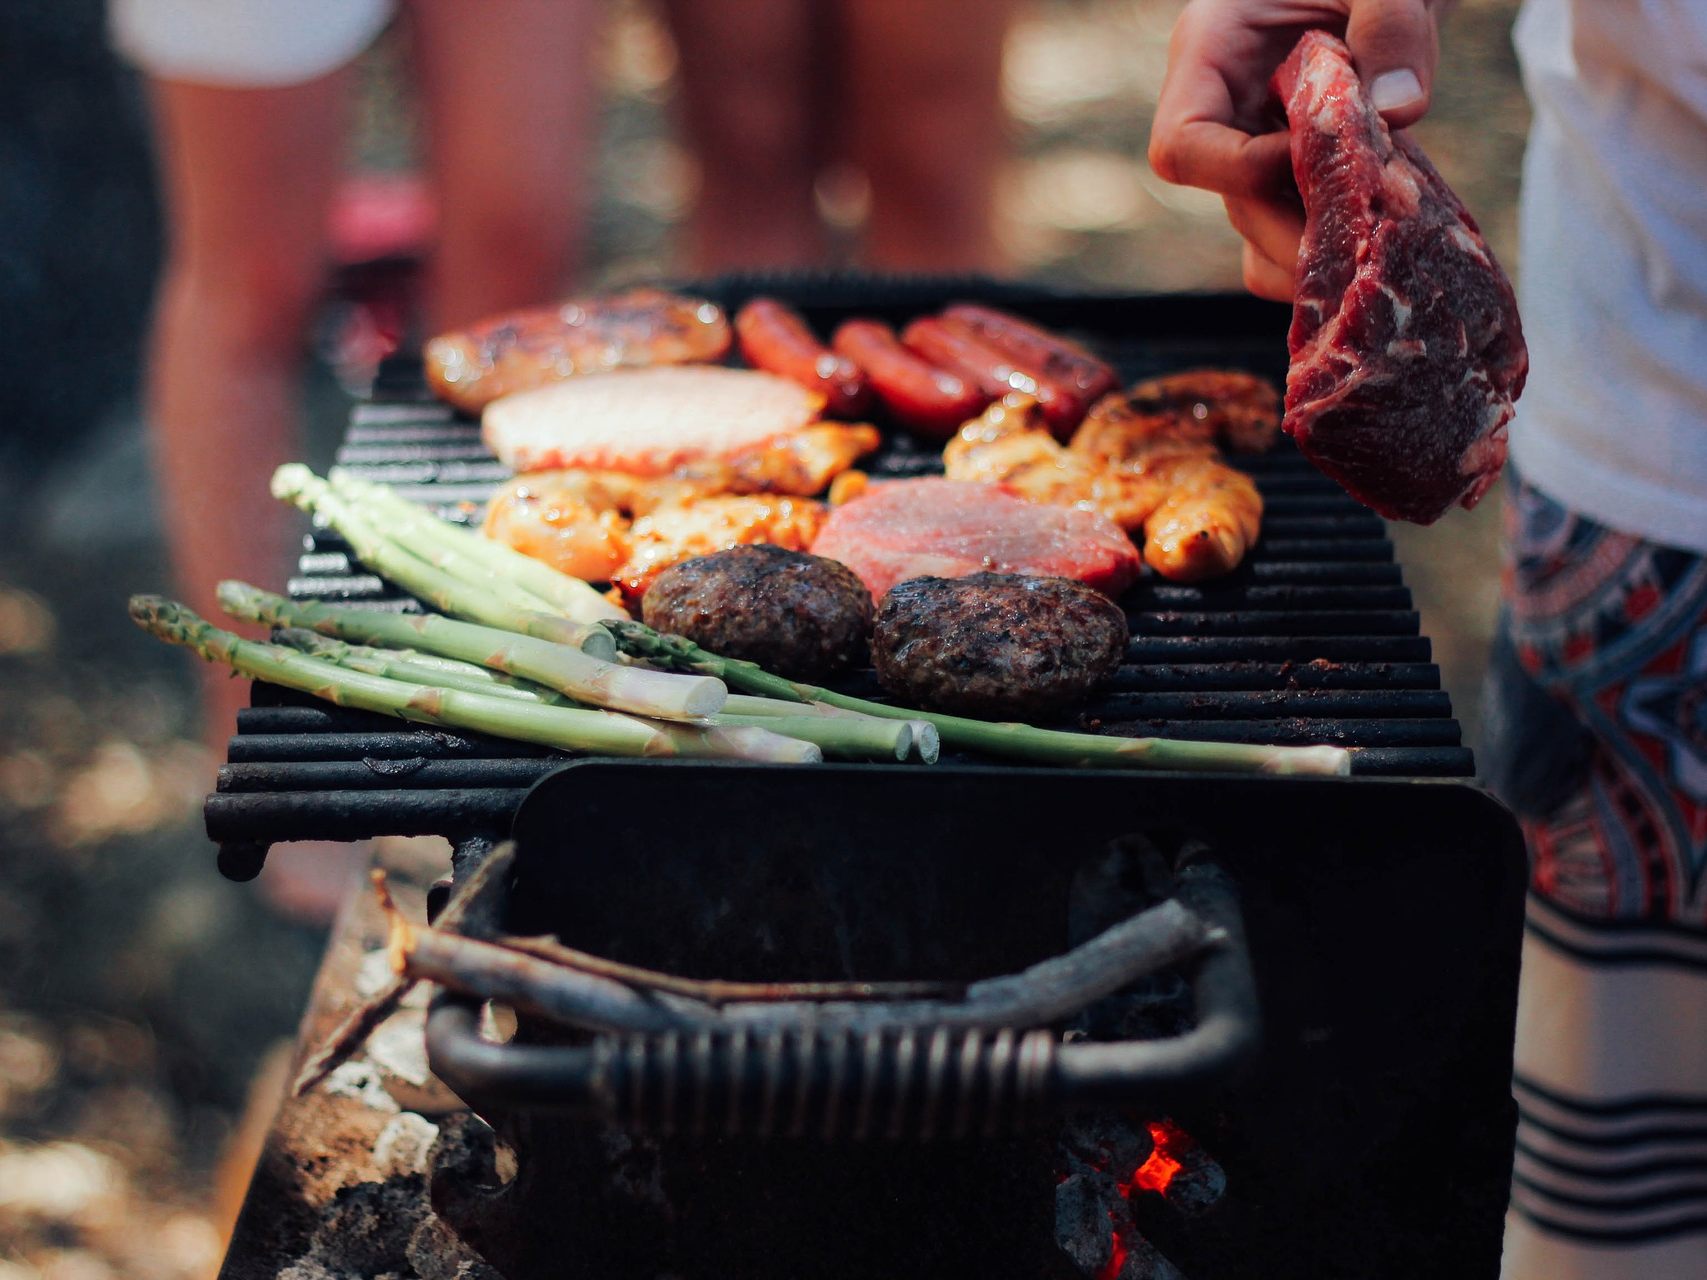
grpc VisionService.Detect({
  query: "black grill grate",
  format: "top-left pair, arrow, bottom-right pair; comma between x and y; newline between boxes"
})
210,286 -> 1474,874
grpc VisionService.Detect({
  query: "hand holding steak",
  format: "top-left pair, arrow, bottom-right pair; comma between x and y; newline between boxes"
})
872,573 -> 1127,721
1274,32 -> 1527,522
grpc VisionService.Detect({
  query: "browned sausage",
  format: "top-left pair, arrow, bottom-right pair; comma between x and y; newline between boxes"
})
735,297 -> 872,418
904,315 -> 1088,440
832,319 -> 989,442
941,303 -> 1118,408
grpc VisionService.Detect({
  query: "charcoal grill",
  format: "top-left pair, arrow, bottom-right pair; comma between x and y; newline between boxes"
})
205,280 -> 1527,1279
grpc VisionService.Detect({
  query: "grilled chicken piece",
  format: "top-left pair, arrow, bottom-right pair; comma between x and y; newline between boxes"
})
425,288 -> 733,414
482,366 -> 826,476
480,471 -> 642,583
481,420 -> 872,594
1073,369 -> 1281,458
675,423 -> 882,495
615,496 -> 827,606
945,394 -> 1263,581
944,395 -> 1165,530
1135,454 -> 1264,582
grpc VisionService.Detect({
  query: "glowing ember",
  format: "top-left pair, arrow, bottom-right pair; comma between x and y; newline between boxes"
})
1127,1119 -> 1188,1196
1094,1219 -> 1130,1280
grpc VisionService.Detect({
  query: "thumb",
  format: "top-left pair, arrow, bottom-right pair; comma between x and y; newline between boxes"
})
1346,0 -> 1440,128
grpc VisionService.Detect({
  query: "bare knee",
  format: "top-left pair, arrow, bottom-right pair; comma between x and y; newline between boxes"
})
158,246 -> 326,364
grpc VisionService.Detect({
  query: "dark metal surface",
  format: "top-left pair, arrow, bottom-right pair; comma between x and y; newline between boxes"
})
426,760 -> 1527,1280
210,282 -> 1480,867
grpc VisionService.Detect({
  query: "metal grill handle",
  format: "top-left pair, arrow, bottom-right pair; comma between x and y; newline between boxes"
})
424,859 -> 1258,1138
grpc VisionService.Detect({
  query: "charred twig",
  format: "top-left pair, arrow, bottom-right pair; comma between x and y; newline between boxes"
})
290,845 -> 516,1097
492,932 -> 967,1006
398,893 -> 1222,1036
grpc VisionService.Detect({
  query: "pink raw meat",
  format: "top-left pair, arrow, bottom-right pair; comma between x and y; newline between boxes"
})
811,478 -> 1142,603
1274,31 -> 1527,523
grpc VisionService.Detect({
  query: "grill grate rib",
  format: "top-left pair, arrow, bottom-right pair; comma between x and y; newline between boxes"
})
210,288 -> 1476,865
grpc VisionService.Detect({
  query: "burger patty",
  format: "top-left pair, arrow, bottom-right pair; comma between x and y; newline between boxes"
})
871,573 -> 1128,720
642,545 -> 873,682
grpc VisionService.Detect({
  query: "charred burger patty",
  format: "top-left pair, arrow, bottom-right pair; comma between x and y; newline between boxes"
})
872,572 -> 1128,720
642,545 -> 873,682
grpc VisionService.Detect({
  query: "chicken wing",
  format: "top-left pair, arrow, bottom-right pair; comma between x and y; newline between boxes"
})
944,393 -> 1263,582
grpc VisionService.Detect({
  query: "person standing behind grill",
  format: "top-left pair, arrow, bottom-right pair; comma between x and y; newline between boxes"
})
1146,3 -> 1707,1278
661,0 -> 1015,273
114,0 -> 601,920
114,0 -> 600,756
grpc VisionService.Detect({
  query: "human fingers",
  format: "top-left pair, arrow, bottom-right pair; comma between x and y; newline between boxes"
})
1346,0 -> 1440,127
1223,194 -> 1304,278
1241,241 -> 1296,303
1149,9 -> 1294,197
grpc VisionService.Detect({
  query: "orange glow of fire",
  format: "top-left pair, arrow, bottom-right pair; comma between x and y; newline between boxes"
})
1127,1119 -> 1187,1196
1094,1220 -> 1130,1280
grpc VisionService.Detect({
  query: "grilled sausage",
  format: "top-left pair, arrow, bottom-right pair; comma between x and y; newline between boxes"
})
831,319 -> 989,441
941,303 -> 1118,411
735,298 -> 872,419
871,573 -> 1127,720
643,545 -> 873,681
904,316 -> 1087,440
425,288 -> 731,414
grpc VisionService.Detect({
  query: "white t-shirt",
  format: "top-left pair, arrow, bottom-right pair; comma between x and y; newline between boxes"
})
1511,0 -> 1707,554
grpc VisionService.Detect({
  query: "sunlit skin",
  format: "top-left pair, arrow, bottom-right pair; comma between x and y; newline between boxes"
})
143,1 -> 600,763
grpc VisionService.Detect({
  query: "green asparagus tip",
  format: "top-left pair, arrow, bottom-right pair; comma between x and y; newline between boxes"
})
270,463 -> 315,501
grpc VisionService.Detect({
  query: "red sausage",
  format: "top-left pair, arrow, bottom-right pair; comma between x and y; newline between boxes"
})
941,303 -> 1119,408
832,319 -> 989,442
903,316 -> 1086,439
735,297 -> 872,418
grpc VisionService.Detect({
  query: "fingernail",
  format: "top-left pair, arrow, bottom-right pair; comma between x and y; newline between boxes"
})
1370,69 -> 1424,113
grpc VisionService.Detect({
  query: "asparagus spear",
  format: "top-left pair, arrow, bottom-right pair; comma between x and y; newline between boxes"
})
274,628 -> 576,705
218,581 -> 726,722
272,464 -> 618,659
328,470 -> 627,624
606,622 -> 1352,776
132,597 -> 817,763
272,626 -> 937,761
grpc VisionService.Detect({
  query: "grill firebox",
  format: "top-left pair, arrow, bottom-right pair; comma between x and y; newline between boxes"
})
207,282 -> 1526,1278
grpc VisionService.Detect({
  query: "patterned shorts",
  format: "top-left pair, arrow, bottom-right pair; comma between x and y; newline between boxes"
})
1484,472 -> 1707,925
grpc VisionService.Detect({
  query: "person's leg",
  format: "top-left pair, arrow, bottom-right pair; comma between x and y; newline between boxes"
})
1486,475 -> 1707,1278
661,0 -> 825,273
838,0 -> 1013,272
407,0 -> 601,331
146,72 -> 353,754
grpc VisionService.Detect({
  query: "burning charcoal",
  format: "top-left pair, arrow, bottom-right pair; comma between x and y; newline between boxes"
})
1056,1161 -> 1128,1274
1123,1119 -> 1226,1219
1107,1229 -> 1188,1280
1060,1112 -> 1155,1177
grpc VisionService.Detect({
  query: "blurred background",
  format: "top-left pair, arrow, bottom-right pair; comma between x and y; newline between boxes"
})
0,1 -> 1525,1275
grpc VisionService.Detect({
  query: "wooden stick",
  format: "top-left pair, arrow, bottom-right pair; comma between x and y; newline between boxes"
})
493,933 -> 965,1006
290,846 -> 515,1097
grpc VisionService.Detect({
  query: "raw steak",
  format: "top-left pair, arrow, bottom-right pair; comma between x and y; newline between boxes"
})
1274,31 -> 1527,523
810,477 -> 1141,602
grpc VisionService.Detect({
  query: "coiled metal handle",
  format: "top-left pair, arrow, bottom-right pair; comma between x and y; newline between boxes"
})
583,1026 -> 1056,1139
424,856 -> 1257,1136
